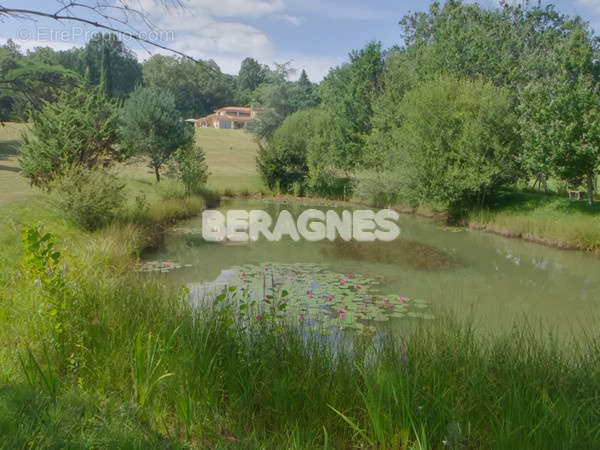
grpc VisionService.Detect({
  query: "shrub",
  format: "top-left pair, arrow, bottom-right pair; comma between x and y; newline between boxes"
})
169,144 -> 209,195
19,87 -> 120,188
257,108 -> 326,193
50,168 -> 125,231
353,169 -> 408,207
393,76 -> 520,218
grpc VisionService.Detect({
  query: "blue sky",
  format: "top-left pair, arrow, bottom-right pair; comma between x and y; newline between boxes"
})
2,0 -> 600,80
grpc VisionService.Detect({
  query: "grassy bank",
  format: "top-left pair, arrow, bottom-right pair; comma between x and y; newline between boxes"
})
3,260 -> 600,448
467,191 -> 600,252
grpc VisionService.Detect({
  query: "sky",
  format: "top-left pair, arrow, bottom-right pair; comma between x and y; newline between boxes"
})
2,0 -> 600,81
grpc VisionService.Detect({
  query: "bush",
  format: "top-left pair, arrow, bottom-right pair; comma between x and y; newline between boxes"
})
393,76 -> 520,218
50,168 -> 125,231
169,144 -> 209,195
257,108 -> 326,193
353,169 -> 408,207
19,87 -> 120,188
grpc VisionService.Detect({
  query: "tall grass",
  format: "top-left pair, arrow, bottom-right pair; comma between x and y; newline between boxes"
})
2,261 -> 600,448
2,184 -> 600,448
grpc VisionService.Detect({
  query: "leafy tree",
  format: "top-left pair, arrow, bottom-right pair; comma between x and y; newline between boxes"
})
170,144 -> 209,195
518,20 -> 600,203
99,43 -> 113,97
257,108 -> 326,193
237,57 -> 269,104
19,87 -> 120,187
392,76 -> 520,218
143,55 -> 235,118
319,41 -> 384,171
0,40 -> 80,120
249,66 -> 319,141
398,0 -> 573,90
519,76 -> 600,204
82,34 -> 142,99
120,86 -> 192,182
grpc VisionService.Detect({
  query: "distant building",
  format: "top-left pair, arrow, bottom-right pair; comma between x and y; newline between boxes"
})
195,106 -> 258,129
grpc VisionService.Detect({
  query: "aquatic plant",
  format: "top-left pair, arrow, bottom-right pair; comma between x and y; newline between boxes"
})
198,262 -> 434,332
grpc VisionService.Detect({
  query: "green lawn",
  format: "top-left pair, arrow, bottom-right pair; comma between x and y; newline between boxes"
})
111,127 -> 263,194
0,124 -> 264,208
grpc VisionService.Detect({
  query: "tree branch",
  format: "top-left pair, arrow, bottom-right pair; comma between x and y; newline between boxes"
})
0,4 -> 218,77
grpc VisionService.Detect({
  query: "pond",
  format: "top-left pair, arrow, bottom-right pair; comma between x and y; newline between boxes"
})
143,198 -> 600,332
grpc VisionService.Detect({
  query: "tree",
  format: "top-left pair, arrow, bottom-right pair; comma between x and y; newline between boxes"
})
83,34 -> 141,99
518,20 -> 600,204
143,55 -> 235,118
120,86 -> 192,182
319,41 -> 384,171
170,145 -> 209,195
248,65 -> 319,141
519,76 -> 600,204
99,42 -> 113,97
257,108 -> 327,193
393,76 -> 520,218
238,58 -> 268,92
19,87 -> 120,187
0,40 -> 81,120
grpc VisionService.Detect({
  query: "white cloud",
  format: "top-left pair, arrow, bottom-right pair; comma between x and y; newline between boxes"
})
137,0 -> 285,19
277,14 -> 305,26
171,22 -> 273,57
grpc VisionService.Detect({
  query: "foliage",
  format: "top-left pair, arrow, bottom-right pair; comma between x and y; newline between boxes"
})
393,76 -> 520,217
257,108 -> 326,192
237,57 -> 269,104
82,33 -> 142,99
19,87 -> 120,187
518,23 -> 600,204
318,41 -> 384,171
143,55 -> 236,117
49,167 -> 125,231
249,67 -> 319,141
169,144 -> 209,195
398,0 -> 577,90
120,85 -> 193,182
353,169 -> 407,207
0,40 -> 80,120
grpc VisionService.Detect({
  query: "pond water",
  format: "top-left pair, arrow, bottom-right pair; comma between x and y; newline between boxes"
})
143,199 -> 600,332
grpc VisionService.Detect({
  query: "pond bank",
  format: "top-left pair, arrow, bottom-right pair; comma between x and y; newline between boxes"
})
236,192 -> 600,254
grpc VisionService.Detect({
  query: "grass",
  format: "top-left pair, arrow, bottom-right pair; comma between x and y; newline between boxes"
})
2,259 -> 600,448
468,190 -> 600,252
0,124 -> 264,208
3,122 -> 600,447
0,122 -> 33,206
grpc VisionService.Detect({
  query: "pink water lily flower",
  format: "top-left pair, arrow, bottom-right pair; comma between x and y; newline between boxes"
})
340,278 -> 347,285
354,284 -> 362,291
348,273 -> 355,279
299,315 -> 305,322
338,310 -> 346,320
326,295 -> 334,302
398,296 -> 407,303
306,290 -> 314,298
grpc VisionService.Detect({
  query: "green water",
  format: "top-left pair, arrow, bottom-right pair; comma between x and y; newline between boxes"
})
144,199 -> 600,330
